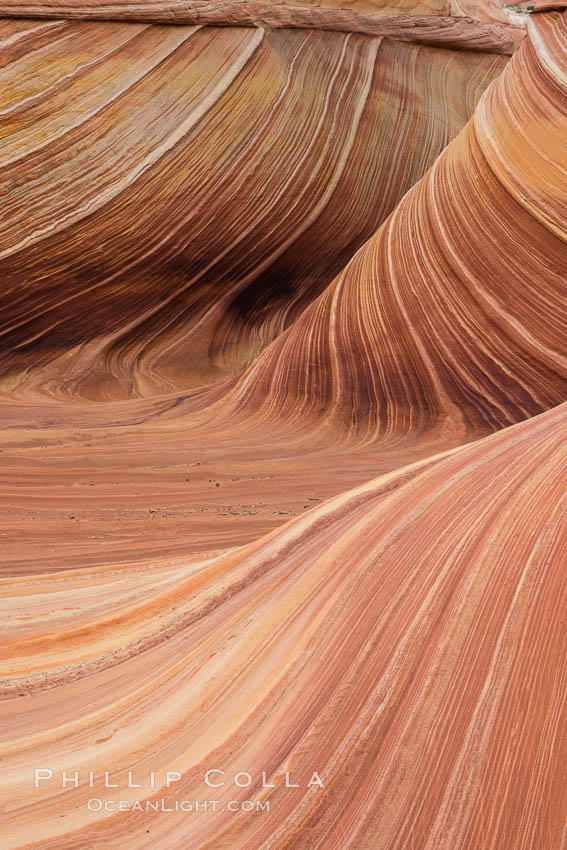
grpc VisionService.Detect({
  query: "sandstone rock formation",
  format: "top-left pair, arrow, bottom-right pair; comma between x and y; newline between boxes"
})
0,0 -> 526,50
0,2 -> 566,849
0,23 -> 508,398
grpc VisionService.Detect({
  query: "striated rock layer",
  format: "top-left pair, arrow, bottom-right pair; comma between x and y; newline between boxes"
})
0,13 -> 565,564
2,400 -> 567,849
1,5 -> 567,850
0,23 -> 507,398
204,8 -> 567,448
0,0 -> 526,52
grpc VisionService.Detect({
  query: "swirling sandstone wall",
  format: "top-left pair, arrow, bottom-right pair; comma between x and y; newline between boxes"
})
0,24 -> 507,399
0,3 -> 566,850
218,10 -> 567,445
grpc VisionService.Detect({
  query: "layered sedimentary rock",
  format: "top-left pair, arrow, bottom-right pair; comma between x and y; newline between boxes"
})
0,0 -> 526,52
0,23 -> 507,398
1,4 -> 567,850
0,10 -> 565,567
2,405 -> 567,849
216,8 -> 567,445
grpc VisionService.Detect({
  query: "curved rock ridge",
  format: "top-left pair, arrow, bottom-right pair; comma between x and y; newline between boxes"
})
213,8 -> 567,445
0,0 -> 525,19
1,401 -> 567,849
0,9 -> 564,572
0,0 -> 526,52
0,23 -> 507,400
1,5 -> 566,850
